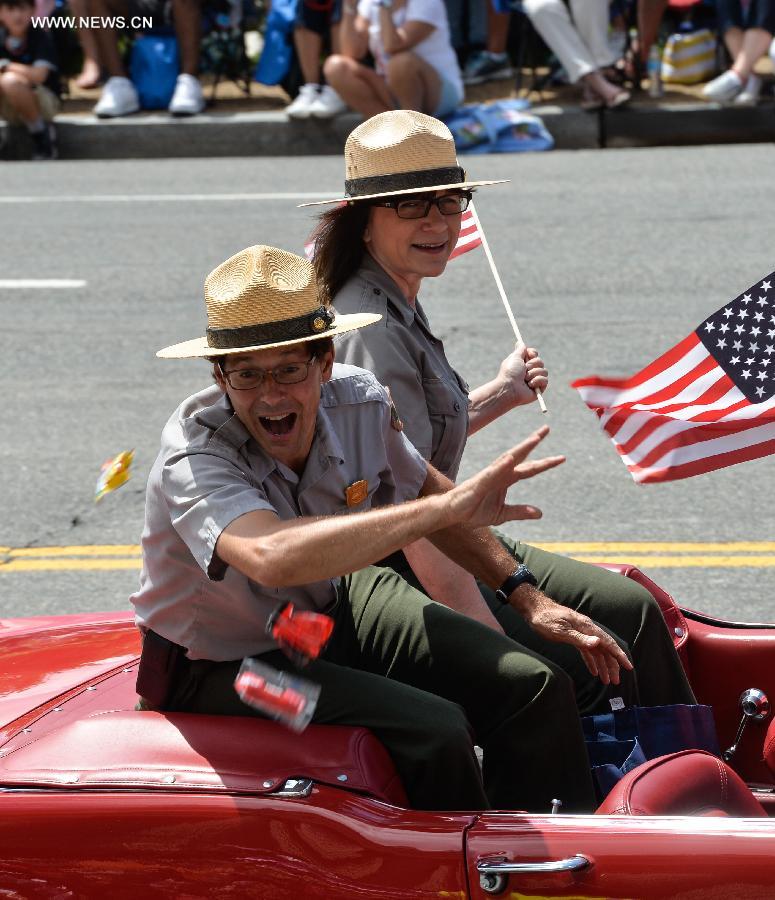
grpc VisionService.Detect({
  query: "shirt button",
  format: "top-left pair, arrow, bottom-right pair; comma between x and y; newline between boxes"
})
453,401 -> 461,411
373,288 -> 381,295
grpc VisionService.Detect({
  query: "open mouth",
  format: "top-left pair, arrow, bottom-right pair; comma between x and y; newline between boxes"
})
258,412 -> 297,436
411,240 -> 448,255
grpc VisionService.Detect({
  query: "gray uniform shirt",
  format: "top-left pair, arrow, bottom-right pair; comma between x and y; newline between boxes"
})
333,254 -> 470,481
130,364 -> 428,661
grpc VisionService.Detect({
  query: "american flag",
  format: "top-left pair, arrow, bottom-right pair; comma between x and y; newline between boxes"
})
304,209 -> 481,261
572,272 -> 775,484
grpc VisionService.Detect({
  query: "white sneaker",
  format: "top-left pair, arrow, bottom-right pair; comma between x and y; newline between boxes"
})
94,76 -> 140,118
702,70 -> 744,103
733,73 -> 762,105
285,83 -> 320,120
168,74 -> 206,116
309,85 -> 347,118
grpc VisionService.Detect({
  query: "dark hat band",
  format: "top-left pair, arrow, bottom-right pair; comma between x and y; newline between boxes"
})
345,165 -> 466,199
206,305 -> 335,349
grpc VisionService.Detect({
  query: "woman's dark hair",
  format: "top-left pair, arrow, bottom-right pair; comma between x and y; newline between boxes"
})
312,202 -> 371,302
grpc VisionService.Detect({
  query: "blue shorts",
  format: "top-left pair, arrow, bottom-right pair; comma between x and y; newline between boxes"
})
296,0 -> 342,33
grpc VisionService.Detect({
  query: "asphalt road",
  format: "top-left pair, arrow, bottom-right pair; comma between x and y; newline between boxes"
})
2,144 -> 774,622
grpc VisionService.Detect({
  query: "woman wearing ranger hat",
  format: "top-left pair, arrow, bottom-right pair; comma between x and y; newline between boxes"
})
308,110 -> 695,716
133,242 -> 636,813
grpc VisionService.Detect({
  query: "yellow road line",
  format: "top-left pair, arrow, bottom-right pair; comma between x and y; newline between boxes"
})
3,543 -> 775,573
4,545 -> 141,558
1,559 -> 142,572
572,555 -> 775,568
534,542 -> 775,553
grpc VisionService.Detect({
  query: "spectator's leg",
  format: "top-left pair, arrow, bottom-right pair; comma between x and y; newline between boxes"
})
172,0 -> 202,75
636,0 -> 668,66
85,0 -> 130,76
0,72 -> 42,125
323,54 -> 394,115
725,26 -> 744,58
571,0 -> 615,70
731,27 -> 772,79
523,0 -> 596,82
385,51 -> 442,113
294,26 -> 324,85
486,4 -> 510,54
70,0 -> 103,88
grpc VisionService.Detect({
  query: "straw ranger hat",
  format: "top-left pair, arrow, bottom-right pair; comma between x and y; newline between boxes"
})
157,245 -> 381,359
300,109 -> 508,207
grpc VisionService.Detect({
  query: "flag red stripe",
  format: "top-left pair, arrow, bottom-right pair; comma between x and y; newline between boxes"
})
600,355 -> 720,436
571,333 -> 701,391
631,435 -> 775,483
624,415 -> 767,470
609,376 -> 741,458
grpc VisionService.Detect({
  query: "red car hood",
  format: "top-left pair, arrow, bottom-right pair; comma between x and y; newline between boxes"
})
0,612 -> 141,732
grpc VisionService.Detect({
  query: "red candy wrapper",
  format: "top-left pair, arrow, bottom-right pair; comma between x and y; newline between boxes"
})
234,658 -> 320,732
267,602 -> 334,664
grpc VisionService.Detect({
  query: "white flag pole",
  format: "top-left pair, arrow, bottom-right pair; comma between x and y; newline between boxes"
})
469,201 -> 548,414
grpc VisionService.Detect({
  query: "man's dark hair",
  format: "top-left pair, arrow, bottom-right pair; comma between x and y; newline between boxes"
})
0,0 -> 35,10
312,202 -> 371,302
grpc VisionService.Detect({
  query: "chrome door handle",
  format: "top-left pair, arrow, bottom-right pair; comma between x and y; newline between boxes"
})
477,855 -> 591,894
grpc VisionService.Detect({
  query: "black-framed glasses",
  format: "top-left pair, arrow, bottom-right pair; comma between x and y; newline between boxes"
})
372,191 -> 472,219
219,356 -> 317,391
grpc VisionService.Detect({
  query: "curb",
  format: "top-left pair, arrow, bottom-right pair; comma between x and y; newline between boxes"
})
2,101 -> 773,159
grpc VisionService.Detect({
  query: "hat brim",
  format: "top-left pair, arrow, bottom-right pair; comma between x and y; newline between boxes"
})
157,312 -> 382,359
298,178 -> 509,207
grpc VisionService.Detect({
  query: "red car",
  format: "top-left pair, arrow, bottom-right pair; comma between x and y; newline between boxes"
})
2,565 -> 775,898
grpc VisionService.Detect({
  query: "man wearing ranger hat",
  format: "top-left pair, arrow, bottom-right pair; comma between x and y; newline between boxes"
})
132,243 -> 631,813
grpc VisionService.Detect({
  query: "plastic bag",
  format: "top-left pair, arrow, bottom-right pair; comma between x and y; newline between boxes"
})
443,99 -> 554,154
661,28 -> 716,85
129,34 -> 180,110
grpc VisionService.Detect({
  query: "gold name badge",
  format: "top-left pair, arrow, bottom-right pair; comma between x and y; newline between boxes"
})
345,480 -> 368,507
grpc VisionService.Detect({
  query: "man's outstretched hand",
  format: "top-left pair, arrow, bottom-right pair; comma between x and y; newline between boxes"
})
448,425 -> 564,529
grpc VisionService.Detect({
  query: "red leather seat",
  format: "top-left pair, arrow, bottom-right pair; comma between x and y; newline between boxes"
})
596,750 -> 767,817
0,710 -> 408,807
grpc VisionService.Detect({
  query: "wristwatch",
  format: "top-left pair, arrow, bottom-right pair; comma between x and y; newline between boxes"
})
495,564 -> 537,602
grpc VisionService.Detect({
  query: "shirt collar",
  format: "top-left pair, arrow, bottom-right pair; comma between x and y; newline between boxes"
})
193,391 -> 277,483
357,252 -> 416,327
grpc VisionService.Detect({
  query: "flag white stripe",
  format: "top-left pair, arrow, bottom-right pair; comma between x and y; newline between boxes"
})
574,341 -> 709,407
601,378 -> 742,441
628,420 -> 775,481
598,371 -> 732,435
612,393 -> 775,466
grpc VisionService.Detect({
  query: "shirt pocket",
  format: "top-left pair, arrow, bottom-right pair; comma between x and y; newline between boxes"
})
422,376 -> 468,480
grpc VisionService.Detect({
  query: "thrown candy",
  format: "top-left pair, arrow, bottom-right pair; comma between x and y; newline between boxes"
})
95,450 -> 135,502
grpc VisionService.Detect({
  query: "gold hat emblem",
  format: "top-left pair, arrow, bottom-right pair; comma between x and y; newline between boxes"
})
312,316 -> 327,332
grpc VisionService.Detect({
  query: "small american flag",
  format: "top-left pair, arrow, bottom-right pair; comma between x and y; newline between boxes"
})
572,272 -> 775,484
304,208 -> 481,261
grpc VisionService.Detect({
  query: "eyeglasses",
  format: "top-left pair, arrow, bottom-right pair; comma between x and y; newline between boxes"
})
219,356 -> 317,391
371,191 -> 472,219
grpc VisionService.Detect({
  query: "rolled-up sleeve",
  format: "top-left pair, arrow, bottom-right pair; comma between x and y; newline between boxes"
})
162,450 -> 275,580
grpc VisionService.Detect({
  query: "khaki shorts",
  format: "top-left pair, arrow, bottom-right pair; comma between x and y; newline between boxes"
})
0,84 -> 61,125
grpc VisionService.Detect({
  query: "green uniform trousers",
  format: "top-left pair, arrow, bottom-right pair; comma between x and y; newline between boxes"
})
165,563 -> 602,814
